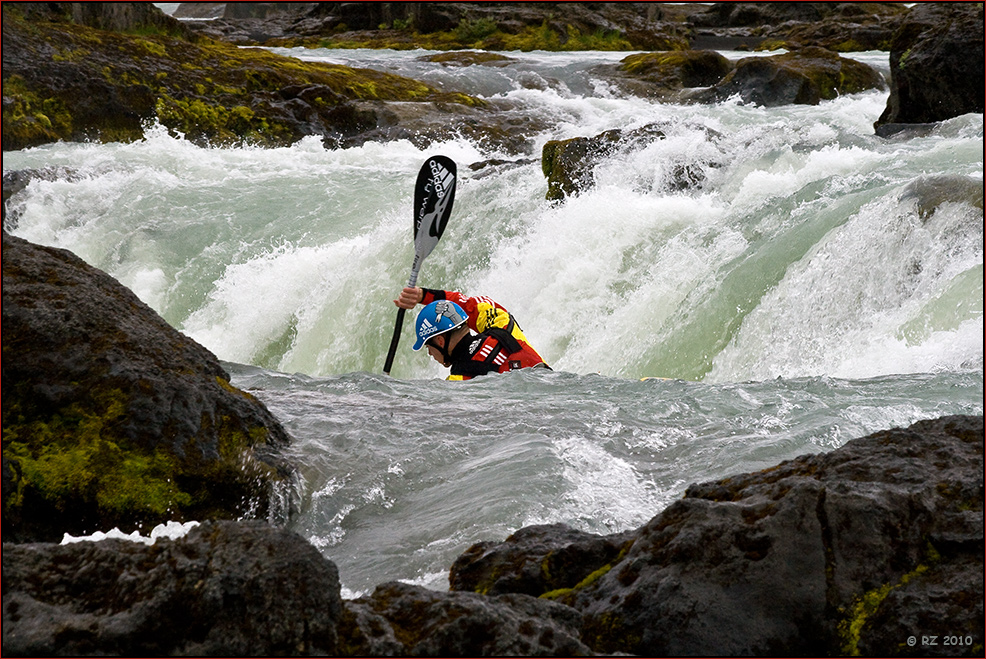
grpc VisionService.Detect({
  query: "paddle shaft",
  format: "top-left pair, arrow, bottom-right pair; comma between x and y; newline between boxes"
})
382,265 -> 422,376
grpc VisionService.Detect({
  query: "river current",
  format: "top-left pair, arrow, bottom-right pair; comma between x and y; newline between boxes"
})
4,48 -> 983,596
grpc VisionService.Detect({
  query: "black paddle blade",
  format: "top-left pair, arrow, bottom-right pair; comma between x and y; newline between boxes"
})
412,155 -> 456,261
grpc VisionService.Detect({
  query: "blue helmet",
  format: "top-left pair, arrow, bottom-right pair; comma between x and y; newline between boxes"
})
413,300 -> 468,351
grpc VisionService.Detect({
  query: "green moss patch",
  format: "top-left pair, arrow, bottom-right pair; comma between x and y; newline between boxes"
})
0,75 -> 74,149
2,374 -> 279,537
838,543 -> 941,656
276,19 -> 652,52
3,387 -> 191,522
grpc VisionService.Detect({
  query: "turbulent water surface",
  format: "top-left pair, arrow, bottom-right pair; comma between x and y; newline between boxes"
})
5,48 -> 983,596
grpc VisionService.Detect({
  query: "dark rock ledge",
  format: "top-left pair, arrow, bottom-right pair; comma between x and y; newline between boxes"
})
2,231 -> 296,543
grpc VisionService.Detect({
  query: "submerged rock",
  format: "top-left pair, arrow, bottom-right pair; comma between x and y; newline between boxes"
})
900,175 -> 986,221
420,50 -> 517,67
541,122 -> 725,201
451,415 -> 985,656
2,233 -> 295,542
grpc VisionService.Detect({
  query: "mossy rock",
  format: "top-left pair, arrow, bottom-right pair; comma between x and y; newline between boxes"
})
2,232 -> 296,541
1,4 -> 484,150
694,45 -> 886,107
618,50 -> 733,89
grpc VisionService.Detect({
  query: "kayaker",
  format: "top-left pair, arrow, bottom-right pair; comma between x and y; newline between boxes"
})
394,286 -> 549,380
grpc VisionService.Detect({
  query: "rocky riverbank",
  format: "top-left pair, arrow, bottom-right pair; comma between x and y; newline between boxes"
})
2,3 -> 982,153
4,408 -> 983,655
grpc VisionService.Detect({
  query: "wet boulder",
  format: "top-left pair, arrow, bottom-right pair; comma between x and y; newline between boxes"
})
340,581 -> 591,656
688,46 -> 886,107
597,50 -> 734,100
1,521 -> 342,655
874,3 -> 985,133
2,233 -> 295,542
450,415 -> 985,656
450,523 -> 635,596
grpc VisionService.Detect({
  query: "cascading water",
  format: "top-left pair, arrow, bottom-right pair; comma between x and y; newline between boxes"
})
5,48 -> 982,595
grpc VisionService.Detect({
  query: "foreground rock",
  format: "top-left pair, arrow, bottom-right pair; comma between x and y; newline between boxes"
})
2,521 -> 343,655
2,521 -> 590,656
341,583 -> 590,656
2,233 -> 294,542
450,524 -> 635,597
874,2 -> 985,134
452,415 -> 985,656
3,415 -> 980,655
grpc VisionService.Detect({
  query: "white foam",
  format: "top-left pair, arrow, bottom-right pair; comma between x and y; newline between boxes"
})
60,520 -> 200,546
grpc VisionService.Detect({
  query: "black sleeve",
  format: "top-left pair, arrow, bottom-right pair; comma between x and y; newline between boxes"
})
421,288 -> 447,303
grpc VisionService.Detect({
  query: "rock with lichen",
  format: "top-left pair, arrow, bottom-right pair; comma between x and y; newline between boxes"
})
0,2 -> 485,151
2,232 -> 295,542
450,415 -> 985,656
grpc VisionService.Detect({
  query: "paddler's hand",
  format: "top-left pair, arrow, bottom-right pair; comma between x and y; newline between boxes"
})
394,286 -> 424,310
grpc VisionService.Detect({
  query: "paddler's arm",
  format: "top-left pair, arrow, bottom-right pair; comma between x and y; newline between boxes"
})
394,286 -> 456,309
